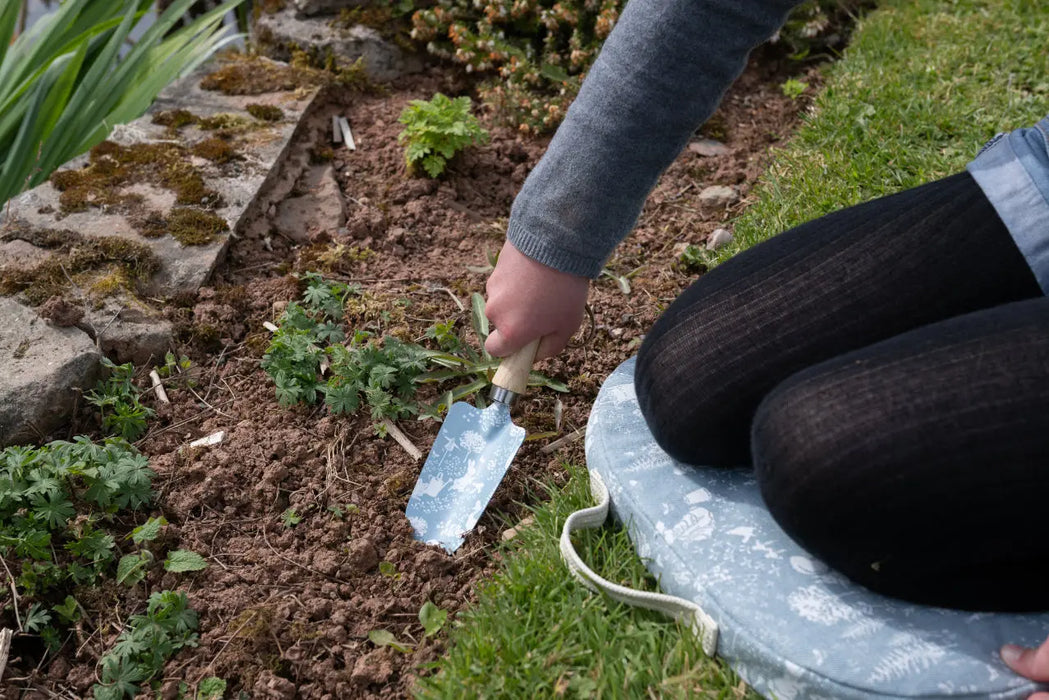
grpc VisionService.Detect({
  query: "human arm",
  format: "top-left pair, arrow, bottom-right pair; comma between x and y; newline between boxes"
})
1002,636 -> 1049,699
485,0 -> 806,358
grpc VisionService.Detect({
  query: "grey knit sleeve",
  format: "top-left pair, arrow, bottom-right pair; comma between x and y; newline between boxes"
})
506,0 -> 805,278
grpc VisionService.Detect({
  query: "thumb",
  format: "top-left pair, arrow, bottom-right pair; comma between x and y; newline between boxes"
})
1002,637 -> 1049,682
484,327 -> 516,358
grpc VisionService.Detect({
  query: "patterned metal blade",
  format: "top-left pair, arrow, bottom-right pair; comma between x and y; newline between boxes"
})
406,400 -> 525,552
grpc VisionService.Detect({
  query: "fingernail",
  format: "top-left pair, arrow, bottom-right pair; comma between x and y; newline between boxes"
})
1001,644 -> 1024,665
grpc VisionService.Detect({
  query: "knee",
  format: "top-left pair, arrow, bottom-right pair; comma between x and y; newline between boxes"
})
634,317 -> 750,467
751,372 -> 851,546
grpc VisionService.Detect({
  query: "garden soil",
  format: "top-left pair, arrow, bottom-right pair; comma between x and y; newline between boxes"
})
6,49 -> 817,699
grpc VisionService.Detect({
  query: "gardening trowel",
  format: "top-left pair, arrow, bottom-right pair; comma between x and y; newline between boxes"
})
406,339 -> 540,553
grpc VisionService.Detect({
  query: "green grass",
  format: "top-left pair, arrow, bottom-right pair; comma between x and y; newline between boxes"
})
423,1 -> 1049,696
725,0 -> 1049,259
415,463 -> 755,699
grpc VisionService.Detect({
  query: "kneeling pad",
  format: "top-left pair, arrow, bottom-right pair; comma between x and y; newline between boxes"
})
571,356 -> 1049,699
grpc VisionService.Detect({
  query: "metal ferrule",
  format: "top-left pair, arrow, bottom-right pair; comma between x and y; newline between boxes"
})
489,385 -> 519,408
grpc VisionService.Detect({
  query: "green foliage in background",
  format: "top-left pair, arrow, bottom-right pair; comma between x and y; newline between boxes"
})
409,0 -> 861,134
0,0 -> 245,210
397,93 -> 489,177
0,438 -> 154,652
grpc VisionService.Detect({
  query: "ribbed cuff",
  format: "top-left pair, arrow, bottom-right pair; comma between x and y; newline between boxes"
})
506,221 -> 608,279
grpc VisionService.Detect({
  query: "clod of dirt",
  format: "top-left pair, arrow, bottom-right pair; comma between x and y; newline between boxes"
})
37,295 -> 85,327
352,649 -> 395,686
346,538 -> 379,572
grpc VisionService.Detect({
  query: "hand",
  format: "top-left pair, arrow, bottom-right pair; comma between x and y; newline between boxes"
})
1002,635 -> 1049,699
484,240 -> 589,360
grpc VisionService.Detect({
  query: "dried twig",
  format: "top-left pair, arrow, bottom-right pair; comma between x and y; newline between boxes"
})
381,419 -> 422,461
149,369 -> 170,403
0,627 -> 12,682
0,554 -> 21,631
539,427 -> 585,455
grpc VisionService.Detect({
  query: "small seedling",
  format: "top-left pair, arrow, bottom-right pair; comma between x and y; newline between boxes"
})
678,244 -> 717,274
419,601 -> 448,637
397,93 -> 489,178
600,268 -> 631,295
85,358 -> 156,441
327,503 -> 360,519
780,78 -> 809,100
378,560 -> 399,579
280,508 -> 303,528
368,628 -> 413,653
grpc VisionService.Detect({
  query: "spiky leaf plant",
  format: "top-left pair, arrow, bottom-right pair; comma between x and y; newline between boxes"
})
0,0 -> 245,209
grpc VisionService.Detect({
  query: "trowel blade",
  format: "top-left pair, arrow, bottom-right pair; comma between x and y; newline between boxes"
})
405,400 -> 525,552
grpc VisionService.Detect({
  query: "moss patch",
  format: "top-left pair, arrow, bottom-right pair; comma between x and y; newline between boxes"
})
199,54 -> 326,95
49,141 -> 223,215
167,208 -> 229,246
0,225 -> 160,305
247,103 -> 285,122
191,137 -> 239,164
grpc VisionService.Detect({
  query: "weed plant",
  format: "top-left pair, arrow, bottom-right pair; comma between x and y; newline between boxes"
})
262,273 -> 566,425
397,93 -> 489,177
93,590 -> 200,700
0,438 -> 154,650
85,358 -> 155,441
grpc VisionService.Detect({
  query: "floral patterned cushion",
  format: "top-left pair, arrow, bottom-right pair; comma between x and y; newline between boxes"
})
585,357 -> 1049,699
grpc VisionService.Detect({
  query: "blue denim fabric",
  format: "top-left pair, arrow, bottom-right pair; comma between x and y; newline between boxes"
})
967,115 -> 1049,294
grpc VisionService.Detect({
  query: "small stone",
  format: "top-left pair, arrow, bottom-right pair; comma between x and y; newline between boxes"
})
688,138 -> 730,157
501,515 -> 536,541
697,185 -> 738,209
706,228 -> 735,250
346,538 -> 379,572
610,328 -> 624,338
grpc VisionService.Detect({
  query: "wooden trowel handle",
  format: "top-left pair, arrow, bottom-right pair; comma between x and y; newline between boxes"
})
491,339 -> 540,396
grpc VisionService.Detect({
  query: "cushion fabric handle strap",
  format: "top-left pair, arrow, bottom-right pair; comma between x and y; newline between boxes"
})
559,470 -> 720,657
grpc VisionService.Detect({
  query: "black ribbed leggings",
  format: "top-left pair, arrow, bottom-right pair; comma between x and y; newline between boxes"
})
634,172 -> 1049,611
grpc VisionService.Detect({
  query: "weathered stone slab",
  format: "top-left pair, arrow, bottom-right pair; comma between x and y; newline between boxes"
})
255,9 -> 421,82
293,0 -> 367,17
2,56 -> 325,364
0,297 -> 101,447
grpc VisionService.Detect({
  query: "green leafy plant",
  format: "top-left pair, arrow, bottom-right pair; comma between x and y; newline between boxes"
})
368,628 -> 412,653
419,601 -> 448,637
780,78 -> 809,100
163,549 -> 208,572
677,243 -> 717,274
397,93 -> 489,177
410,0 -> 619,134
84,358 -> 155,441
262,275 -> 567,425
280,507 -> 303,528
93,590 -> 200,700
181,677 -> 227,700
0,438 -> 154,649
0,0 -> 246,209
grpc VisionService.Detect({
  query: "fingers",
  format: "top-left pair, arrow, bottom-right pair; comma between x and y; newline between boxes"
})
483,240 -> 590,359
1002,635 -> 1049,683
485,327 -> 573,360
